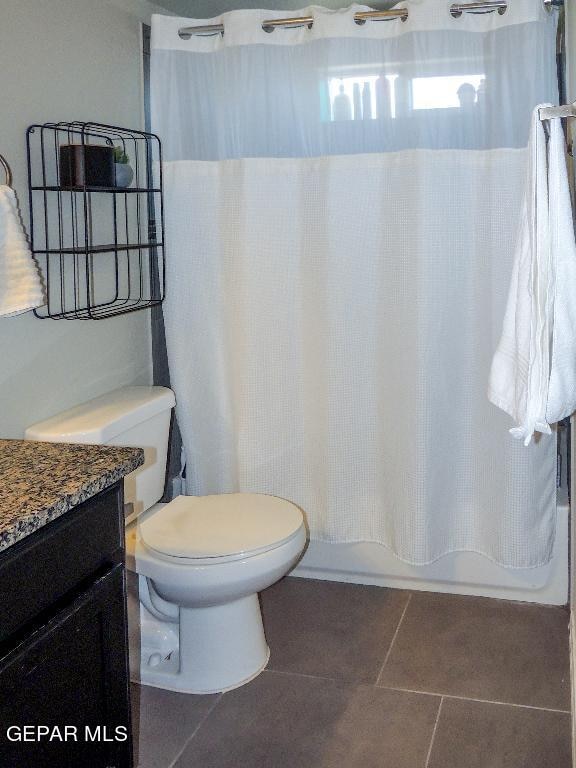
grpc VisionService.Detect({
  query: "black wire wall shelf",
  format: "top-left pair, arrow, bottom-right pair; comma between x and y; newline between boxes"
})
26,121 -> 165,320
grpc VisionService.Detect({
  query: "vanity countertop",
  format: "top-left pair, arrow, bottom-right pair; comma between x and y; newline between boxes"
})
0,439 -> 144,553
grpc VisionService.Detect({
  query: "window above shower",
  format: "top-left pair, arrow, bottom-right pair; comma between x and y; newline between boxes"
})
151,12 -> 558,160
325,72 -> 487,122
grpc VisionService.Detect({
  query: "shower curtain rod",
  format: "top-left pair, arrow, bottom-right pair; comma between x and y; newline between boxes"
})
179,9 -> 406,36
178,0 -> 562,38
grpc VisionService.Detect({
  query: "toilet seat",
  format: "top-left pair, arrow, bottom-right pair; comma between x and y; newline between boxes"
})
138,493 -> 304,564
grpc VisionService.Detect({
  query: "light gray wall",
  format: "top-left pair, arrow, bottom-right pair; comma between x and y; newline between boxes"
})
157,0 -> 375,17
566,3 -> 574,101
0,0 -> 163,437
563,1 -> 575,752
564,8 -> 574,602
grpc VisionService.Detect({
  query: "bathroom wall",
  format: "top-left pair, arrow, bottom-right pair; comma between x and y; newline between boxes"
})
558,2 -> 576,756
157,0 -> 356,16
564,0 -> 576,753
0,0 -> 169,438
566,5 -> 575,101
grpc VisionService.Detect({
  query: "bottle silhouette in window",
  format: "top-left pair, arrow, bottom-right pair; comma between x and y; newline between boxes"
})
332,83 -> 352,121
362,82 -> 373,120
353,82 -> 362,120
395,76 -> 410,117
375,74 -> 391,120
457,82 -> 477,110
476,77 -> 487,108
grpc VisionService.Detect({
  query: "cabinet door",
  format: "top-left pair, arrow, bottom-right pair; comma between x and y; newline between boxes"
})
0,564 -> 132,768
0,483 -> 124,644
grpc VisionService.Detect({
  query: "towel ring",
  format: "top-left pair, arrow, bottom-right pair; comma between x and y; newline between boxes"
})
0,154 -> 12,187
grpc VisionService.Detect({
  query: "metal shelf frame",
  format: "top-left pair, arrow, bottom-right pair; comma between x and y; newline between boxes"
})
26,121 -> 165,320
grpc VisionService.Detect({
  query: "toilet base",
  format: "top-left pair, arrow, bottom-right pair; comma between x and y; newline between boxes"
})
134,647 -> 270,695
133,594 -> 270,694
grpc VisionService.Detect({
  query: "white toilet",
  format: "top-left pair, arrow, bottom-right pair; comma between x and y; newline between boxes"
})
25,386 -> 306,694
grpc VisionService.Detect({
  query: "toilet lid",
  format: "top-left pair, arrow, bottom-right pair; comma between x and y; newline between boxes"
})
138,494 -> 304,560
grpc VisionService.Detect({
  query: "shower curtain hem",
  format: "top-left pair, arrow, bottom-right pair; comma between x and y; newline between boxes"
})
305,529 -> 556,570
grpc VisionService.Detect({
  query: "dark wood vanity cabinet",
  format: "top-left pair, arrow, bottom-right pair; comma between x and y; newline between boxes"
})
0,482 -> 133,768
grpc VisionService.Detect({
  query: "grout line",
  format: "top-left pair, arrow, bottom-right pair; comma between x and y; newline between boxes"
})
377,684 -> 572,715
265,667 -> 337,682
375,592 -> 412,685
169,693 -> 224,768
265,668 -> 440,701
424,697 -> 443,768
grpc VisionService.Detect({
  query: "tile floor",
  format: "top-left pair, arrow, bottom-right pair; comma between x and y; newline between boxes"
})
131,577 -> 572,768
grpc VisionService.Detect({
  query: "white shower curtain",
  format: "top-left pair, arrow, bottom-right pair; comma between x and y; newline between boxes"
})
151,1 -> 559,567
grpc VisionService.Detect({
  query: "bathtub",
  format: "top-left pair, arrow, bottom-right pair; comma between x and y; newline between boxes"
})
292,488 -> 569,605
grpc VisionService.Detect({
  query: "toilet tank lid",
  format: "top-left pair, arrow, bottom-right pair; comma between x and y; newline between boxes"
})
25,386 -> 176,444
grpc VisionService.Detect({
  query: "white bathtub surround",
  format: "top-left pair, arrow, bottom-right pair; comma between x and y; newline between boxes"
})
0,185 -> 44,317
152,2 -> 559,570
293,488 -> 569,606
489,108 -> 576,446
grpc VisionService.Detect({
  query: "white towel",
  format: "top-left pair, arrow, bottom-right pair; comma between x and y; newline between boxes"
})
0,184 -> 45,317
488,105 -> 576,445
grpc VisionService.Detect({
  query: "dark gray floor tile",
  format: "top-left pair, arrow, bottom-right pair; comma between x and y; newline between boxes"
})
131,682 -> 219,768
378,592 -> 570,709
428,698 -> 572,768
260,576 -> 410,682
174,670 -> 439,768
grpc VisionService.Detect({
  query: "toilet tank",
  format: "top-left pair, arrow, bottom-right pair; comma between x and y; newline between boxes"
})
25,386 -> 176,518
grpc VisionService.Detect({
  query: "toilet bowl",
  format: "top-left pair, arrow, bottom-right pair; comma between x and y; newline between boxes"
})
25,386 -> 307,694
126,493 -> 305,693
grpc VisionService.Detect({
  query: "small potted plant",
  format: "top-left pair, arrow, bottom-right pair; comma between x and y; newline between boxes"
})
113,145 -> 134,188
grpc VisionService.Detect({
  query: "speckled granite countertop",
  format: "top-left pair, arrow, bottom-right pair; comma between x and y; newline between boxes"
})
0,440 -> 144,553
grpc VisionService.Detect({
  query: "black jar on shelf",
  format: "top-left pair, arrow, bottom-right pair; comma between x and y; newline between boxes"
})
59,144 -> 115,188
